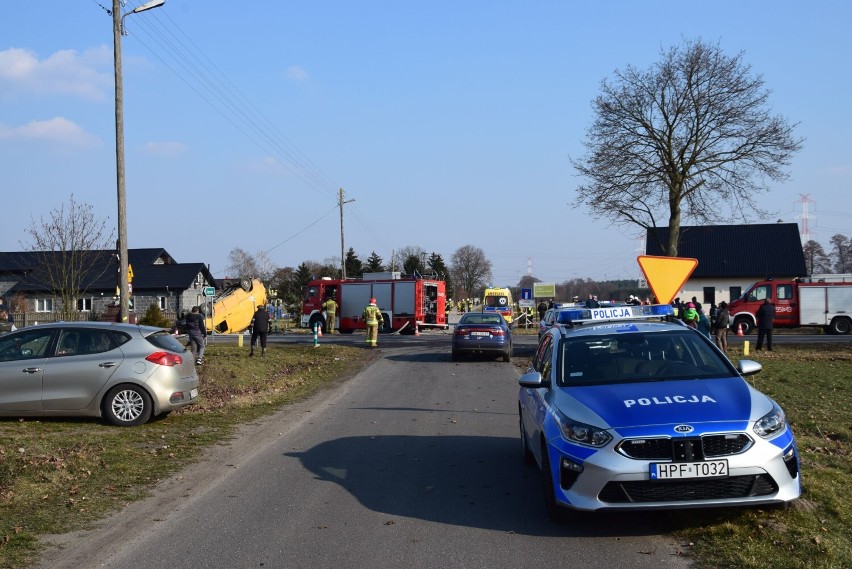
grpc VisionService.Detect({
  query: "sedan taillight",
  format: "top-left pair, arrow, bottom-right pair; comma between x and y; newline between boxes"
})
146,352 -> 183,366
490,328 -> 505,336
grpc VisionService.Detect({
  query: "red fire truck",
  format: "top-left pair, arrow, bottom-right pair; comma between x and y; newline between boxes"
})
300,272 -> 448,334
727,274 -> 852,335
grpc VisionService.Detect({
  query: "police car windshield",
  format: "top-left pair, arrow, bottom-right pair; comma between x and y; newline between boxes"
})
557,330 -> 735,387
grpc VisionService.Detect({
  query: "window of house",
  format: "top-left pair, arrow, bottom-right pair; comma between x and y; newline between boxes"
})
159,296 -> 167,310
77,298 -> 93,311
702,287 -> 715,305
36,298 -> 54,312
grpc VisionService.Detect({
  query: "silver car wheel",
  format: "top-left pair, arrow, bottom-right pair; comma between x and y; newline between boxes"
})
104,384 -> 153,427
112,389 -> 145,421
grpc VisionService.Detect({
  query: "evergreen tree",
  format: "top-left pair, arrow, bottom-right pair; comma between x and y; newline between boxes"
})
403,254 -> 425,275
139,303 -> 172,328
269,267 -> 300,311
365,251 -> 384,273
294,263 -> 314,290
427,252 -> 452,298
344,247 -> 363,278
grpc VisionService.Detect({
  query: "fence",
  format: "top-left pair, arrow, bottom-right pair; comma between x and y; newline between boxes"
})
10,311 -> 179,328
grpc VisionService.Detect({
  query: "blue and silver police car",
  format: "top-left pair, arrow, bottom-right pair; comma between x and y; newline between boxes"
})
518,304 -> 800,520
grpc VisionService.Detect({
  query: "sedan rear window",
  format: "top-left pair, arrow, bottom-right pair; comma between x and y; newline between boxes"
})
558,330 -> 735,386
460,313 -> 505,325
145,330 -> 189,353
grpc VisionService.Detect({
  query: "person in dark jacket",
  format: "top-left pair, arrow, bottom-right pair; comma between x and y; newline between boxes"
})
714,301 -> 731,351
250,305 -> 270,356
185,306 -> 207,365
537,300 -> 547,320
755,298 -> 776,351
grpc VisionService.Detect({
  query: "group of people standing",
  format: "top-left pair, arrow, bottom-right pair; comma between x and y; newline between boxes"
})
674,296 -> 774,352
675,296 -> 733,351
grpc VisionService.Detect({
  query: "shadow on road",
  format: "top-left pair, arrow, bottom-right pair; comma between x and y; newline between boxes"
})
284,434 -> 710,537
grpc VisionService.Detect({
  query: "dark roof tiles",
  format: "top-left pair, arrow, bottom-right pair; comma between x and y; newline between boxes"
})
645,223 -> 807,278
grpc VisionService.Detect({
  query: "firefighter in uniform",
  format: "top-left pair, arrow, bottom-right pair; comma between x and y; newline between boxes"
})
363,297 -> 382,347
322,292 -> 338,334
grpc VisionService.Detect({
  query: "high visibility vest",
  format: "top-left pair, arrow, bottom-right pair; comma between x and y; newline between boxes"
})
324,299 -> 337,315
363,305 -> 381,325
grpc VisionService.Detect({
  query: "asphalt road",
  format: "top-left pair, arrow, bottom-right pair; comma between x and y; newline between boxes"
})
211,324 -> 852,356
34,338 -> 694,569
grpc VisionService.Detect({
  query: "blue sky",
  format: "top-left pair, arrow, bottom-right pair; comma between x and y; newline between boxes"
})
2,1 -> 850,285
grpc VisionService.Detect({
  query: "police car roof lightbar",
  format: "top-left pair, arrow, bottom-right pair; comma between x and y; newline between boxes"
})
555,303 -> 675,326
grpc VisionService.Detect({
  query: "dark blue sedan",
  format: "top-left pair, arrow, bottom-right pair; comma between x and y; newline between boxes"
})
452,312 -> 512,362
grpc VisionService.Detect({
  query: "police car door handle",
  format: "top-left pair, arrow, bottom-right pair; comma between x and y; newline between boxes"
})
98,362 -> 119,368
22,367 -> 42,374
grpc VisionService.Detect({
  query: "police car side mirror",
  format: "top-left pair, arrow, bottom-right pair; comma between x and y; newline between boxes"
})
519,371 -> 549,388
737,359 -> 763,377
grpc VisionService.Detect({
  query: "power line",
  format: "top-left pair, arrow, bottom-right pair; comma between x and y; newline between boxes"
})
116,2 -> 394,261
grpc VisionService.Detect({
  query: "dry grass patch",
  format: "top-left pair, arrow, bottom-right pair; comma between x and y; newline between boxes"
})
0,344 -> 371,569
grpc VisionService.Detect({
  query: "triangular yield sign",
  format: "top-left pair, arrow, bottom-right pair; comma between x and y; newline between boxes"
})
637,255 -> 698,305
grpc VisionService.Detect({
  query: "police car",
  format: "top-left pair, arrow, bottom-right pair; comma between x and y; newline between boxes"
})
518,304 -> 800,520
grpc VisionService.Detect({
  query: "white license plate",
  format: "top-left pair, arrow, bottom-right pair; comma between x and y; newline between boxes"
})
470,331 -> 490,337
650,459 -> 728,480
190,388 -> 199,399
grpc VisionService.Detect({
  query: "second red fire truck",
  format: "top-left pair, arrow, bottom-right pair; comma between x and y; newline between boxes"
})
727,274 -> 852,335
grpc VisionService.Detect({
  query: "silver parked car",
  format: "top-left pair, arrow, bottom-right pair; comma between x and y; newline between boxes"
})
0,321 -> 199,426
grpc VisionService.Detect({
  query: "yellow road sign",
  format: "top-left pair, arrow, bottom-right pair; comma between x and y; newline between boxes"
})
637,255 -> 698,305
127,264 -> 134,283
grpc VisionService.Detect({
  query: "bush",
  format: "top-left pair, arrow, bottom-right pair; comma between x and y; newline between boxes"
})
138,304 -> 172,328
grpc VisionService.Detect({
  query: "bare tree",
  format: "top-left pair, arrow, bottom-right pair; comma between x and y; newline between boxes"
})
829,234 -> 851,274
226,247 -> 256,279
253,250 -> 278,282
390,245 -> 427,274
802,240 -> 833,275
450,245 -> 492,298
226,248 -> 277,281
572,39 -> 803,256
21,195 -> 114,319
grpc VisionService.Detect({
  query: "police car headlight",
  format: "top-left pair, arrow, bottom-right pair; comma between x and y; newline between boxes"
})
753,401 -> 787,439
556,411 -> 612,447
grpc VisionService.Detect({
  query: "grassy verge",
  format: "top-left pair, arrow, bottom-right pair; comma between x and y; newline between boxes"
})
669,345 -> 852,569
0,343 -> 372,569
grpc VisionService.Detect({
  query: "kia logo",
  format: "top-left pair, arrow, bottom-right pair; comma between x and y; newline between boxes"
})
674,424 -> 694,434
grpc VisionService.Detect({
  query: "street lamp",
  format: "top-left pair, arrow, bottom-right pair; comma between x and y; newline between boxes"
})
112,0 -> 165,322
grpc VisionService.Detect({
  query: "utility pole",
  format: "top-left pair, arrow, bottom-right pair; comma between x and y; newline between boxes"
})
112,0 -> 165,322
113,0 -> 129,322
339,188 -> 355,278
